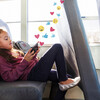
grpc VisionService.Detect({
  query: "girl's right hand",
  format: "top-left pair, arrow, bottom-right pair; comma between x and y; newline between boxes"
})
24,48 -> 36,62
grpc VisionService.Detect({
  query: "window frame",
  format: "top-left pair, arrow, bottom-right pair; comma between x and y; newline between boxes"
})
1,0 -> 100,45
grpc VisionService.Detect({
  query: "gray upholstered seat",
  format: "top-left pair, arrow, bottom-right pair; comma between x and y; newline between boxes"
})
0,81 -> 46,100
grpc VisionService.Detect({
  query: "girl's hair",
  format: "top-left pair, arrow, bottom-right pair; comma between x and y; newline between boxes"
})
0,29 -> 24,63
0,29 -> 4,34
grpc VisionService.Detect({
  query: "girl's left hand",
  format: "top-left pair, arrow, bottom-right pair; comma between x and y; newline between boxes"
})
24,47 -> 40,62
35,47 -> 40,55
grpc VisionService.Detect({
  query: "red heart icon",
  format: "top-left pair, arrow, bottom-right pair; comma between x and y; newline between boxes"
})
34,34 -> 40,39
39,42 -> 44,46
50,12 -> 54,15
60,0 -> 64,4
50,27 -> 55,32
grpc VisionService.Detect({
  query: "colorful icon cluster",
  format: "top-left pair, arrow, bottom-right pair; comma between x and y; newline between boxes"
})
34,0 -> 64,46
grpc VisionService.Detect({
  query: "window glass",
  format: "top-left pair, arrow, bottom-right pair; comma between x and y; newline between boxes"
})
77,0 -> 100,43
77,0 -> 98,16
77,0 -> 100,69
0,0 -> 21,41
28,0 -> 62,44
28,0 -> 60,21
7,23 -> 21,42
28,22 -> 60,45
0,0 -> 21,22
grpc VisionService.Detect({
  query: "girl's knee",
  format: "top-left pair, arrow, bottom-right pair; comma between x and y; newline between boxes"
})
53,43 -> 62,49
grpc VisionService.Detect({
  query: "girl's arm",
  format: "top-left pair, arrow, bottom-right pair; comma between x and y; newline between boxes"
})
0,48 -> 39,82
0,57 -> 29,82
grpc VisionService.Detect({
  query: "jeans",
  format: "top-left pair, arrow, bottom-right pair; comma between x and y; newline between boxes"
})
27,44 -> 68,100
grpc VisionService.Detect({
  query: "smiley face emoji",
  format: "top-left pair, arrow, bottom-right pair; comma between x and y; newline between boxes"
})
38,25 -> 44,32
57,6 -> 61,10
53,18 -> 58,24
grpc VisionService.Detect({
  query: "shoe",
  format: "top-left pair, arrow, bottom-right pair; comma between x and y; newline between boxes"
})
59,76 -> 80,91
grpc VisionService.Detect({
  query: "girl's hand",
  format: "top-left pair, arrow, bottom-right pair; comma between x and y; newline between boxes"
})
24,47 -> 40,62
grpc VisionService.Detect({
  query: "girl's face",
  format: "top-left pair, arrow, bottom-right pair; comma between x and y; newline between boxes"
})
0,31 -> 13,50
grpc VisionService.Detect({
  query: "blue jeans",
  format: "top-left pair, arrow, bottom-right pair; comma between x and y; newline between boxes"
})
27,44 -> 68,100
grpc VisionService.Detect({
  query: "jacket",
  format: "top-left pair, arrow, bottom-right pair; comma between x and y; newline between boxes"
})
0,55 -> 38,82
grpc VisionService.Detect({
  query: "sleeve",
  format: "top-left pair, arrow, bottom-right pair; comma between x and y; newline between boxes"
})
0,57 -> 29,82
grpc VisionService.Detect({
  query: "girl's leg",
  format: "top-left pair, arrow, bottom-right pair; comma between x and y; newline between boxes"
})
27,44 -> 68,82
53,88 -> 66,100
48,70 -> 67,100
27,44 -> 80,99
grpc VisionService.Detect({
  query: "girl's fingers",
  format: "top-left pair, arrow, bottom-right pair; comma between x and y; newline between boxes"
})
26,47 -> 40,59
31,50 -> 34,54
35,49 -> 40,54
38,46 -> 40,49
28,48 -> 32,53
31,53 -> 36,58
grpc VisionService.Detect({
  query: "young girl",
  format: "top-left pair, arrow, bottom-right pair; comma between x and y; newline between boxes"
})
0,29 -> 80,100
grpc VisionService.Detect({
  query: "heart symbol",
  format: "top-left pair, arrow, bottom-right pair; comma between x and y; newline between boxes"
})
50,27 -> 55,32
39,42 -> 44,46
34,34 -> 40,39
60,0 -> 64,4
50,12 -> 54,15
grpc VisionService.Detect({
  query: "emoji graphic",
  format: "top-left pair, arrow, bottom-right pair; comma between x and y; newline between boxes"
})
38,26 -> 44,32
53,18 -> 58,24
39,42 -> 44,46
34,34 -> 40,39
57,14 -> 60,17
42,33 -> 48,38
46,22 -> 50,25
60,0 -> 64,4
50,12 -> 54,15
57,6 -> 61,10
51,34 -> 55,38
50,27 -> 55,32
53,2 -> 57,6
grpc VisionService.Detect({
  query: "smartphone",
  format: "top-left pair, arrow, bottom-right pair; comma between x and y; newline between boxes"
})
31,43 -> 38,53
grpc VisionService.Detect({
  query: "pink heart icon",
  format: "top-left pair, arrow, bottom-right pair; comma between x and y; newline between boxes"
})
50,12 -> 54,15
50,27 -> 55,32
39,42 -> 44,46
34,34 -> 40,39
60,0 -> 64,4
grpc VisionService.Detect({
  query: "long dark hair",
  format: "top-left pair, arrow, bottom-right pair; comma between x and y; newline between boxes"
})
0,49 -> 16,63
0,29 -> 24,63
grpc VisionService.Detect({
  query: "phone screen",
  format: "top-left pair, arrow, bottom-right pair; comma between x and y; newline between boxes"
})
31,43 -> 38,53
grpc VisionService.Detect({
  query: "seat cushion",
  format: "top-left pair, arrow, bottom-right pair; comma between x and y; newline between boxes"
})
0,81 -> 46,100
